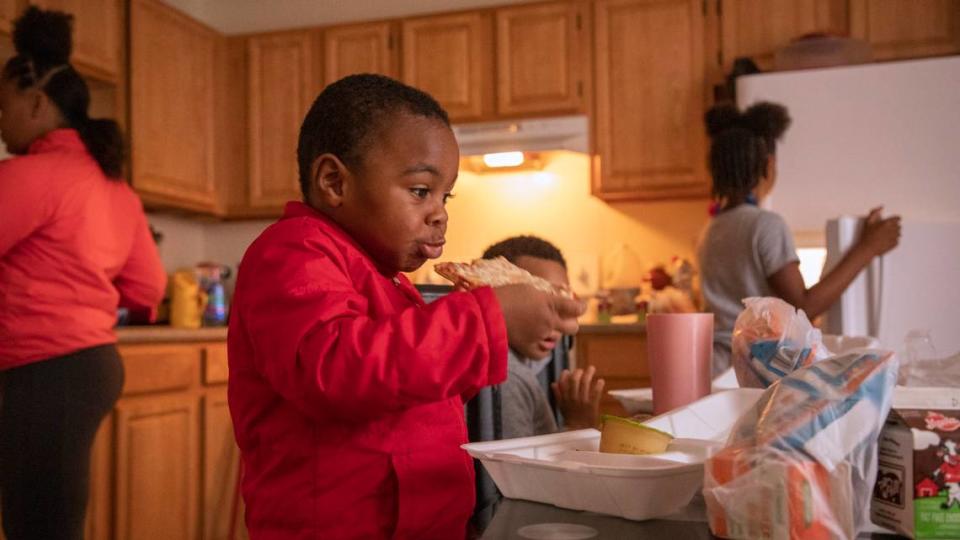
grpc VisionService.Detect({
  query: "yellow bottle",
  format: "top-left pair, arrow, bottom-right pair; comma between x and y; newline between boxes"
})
170,269 -> 207,329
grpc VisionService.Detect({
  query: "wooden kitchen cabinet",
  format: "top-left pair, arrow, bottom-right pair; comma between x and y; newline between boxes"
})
247,30 -> 317,210
114,393 -> 200,540
323,20 -> 399,85
30,0 -> 122,81
574,328 -> 649,416
719,0 -> 848,71
592,0 -> 710,200
402,11 -> 494,122
130,0 -> 217,213
495,1 -> 589,117
850,0 -> 960,60
0,0 -> 20,34
203,389 -> 247,540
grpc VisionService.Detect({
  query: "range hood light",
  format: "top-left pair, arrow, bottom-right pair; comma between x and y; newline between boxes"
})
482,151 -> 524,168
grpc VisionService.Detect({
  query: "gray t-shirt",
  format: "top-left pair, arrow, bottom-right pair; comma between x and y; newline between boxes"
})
696,205 -> 798,374
500,349 -> 558,439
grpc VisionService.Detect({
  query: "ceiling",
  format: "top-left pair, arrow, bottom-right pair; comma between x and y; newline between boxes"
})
161,0 -> 540,34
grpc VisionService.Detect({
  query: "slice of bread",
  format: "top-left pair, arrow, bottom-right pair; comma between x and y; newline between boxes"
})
434,256 -> 572,298
599,415 -> 673,455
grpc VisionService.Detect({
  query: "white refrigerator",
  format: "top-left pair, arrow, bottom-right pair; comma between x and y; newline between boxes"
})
737,56 -> 960,357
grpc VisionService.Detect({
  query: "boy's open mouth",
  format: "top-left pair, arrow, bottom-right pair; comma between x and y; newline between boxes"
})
418,240 -> 445,259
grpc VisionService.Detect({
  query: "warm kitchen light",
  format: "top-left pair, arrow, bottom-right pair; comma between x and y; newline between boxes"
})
797,247 -> 827,287
482,151 -> 525,168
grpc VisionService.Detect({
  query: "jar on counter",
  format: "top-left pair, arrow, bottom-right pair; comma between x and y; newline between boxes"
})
635,298 -> 648,324
596,291 -> 612,324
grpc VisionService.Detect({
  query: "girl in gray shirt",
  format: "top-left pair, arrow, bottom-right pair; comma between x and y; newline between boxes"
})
697,102 -> 901,379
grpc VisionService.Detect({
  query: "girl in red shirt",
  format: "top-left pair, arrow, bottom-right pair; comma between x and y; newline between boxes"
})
0,8 -> 166,539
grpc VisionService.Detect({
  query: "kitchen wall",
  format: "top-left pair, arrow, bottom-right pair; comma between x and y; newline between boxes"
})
422,151 -> 710,292
150,151 -> 710,295
147,213 -> 271,283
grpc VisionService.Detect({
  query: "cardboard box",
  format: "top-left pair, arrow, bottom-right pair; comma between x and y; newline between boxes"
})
872,389 -> 960,538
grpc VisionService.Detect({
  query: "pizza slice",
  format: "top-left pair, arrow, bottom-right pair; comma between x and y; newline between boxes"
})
434,256 -> 573,298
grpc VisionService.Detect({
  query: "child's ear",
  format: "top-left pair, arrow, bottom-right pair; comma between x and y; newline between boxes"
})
311,154 -> 348,207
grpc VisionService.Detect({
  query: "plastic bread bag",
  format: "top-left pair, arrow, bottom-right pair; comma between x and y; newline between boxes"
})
731,297 -> 829,388
703,350 -> 898,539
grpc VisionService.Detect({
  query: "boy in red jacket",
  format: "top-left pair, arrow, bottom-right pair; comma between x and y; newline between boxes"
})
228,74 -> 583,539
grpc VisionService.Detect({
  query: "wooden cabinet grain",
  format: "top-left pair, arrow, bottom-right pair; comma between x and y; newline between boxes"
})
129,0 -> 217,212
203,389 -> 246,539
30,0 -> 122,80
323,20 -> 399,84
575,329 -> 650,416
247,31 -> 316,210
402,11 -> 494,122
495,1 -> 589,116
0,0 -> 21,35
719,0 -> 848,70
114,393 -> 200,540
850,0 -> 960,60
592,0 -> 710,200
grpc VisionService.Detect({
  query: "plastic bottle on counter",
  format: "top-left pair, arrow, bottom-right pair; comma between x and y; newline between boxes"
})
596,291 -> 612,324
635,297 -> 648,324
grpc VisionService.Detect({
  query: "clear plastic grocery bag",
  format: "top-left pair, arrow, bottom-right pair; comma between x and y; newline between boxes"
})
703,350 -> 898,539
731,297 -> 828,388
899,329 -> 960,387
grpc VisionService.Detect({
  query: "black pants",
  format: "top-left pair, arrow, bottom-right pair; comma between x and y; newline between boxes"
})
0,344 -> 124,540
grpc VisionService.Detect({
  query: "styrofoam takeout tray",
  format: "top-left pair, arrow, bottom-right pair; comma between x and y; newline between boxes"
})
462,388 -> 764,521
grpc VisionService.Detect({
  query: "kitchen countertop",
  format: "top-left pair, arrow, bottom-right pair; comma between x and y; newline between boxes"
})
481,498 -> 903,539
116,325 -> 228,343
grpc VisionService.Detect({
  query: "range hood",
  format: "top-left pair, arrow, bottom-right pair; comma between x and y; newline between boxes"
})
452,115 -> 588,156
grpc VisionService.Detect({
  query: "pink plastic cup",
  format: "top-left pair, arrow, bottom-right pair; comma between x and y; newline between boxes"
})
646,313 -> 714,414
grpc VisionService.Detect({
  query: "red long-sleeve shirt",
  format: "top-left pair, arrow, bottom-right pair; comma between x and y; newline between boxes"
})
228,202 -> 508,539
0,129 -> 166,369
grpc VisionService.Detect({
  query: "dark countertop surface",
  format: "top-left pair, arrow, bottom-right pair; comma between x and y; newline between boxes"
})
115,325 -> 228,343
480,497 -> 906,539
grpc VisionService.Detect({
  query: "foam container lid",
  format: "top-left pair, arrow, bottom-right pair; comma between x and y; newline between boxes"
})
462,388 -> 764,521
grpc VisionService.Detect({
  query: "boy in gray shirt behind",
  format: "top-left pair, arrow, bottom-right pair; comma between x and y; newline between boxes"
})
482,236 -> 604,439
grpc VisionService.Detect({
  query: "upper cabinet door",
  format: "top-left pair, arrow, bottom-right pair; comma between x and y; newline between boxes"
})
323,21 -> 399,85
30,0 -> 121,81
495,1 -> 588,116
247,31 -> 316,209
593,0 -> 709,201
0,0 -> 20,34
720,0 -> 848,70
402,12 -> 493,122
850,0 -> 960,60
130,0 -> 216,212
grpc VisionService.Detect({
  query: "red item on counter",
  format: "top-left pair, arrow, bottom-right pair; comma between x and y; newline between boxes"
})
0,129 -> 166,369
228,202 -> 508,538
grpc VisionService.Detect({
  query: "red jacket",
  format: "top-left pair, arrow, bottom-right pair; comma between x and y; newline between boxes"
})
228,202 -> 508,539
0,129 -> 166,369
